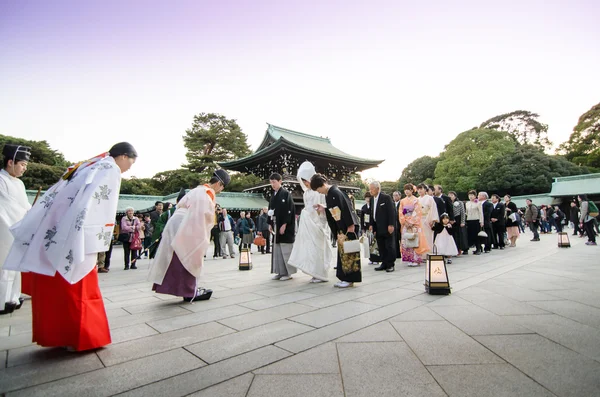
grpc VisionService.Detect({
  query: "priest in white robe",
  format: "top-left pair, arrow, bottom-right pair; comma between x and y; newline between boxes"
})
149,169 -> 230,301
288,161 -> 334,282
0,144 -> 32,315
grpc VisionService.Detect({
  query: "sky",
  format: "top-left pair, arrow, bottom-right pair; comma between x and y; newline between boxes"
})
1,0 -> 599,181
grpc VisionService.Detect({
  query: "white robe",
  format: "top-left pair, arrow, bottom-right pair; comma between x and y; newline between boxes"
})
0,169 -> 31,306
288,161 -> 334,281
4,155 -> 121,284
148,185 -> 214,285
418,195 -> 439,255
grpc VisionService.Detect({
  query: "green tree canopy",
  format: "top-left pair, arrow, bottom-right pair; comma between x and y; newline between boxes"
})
434,128 -> 516,194
183,113 -> 252,174
398,155 -> 440,188
557,102 -> 600,169
150,169 -> 204,196
120,177 -> 161,195
480,110 -> 551,148
227,173 -> 262,192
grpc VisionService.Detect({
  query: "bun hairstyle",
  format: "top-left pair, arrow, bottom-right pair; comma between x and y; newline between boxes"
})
310,173 -> 328,191
416,183 -> 427,191
109,142 -> 138,159
403,183 -> 416,192
468,189 -> 477,196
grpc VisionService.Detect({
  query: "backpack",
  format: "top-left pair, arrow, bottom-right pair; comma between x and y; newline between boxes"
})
589,201 -> 599,218
534,205 -> 541,220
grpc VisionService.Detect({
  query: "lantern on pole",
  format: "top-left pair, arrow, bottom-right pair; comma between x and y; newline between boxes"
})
557,232 -> 571,248
239,248 -> 253,270
425,250 -> 451,295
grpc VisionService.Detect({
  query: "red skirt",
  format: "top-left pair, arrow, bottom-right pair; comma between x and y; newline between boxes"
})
31,270 -> 111,351
21,272 -> 33,296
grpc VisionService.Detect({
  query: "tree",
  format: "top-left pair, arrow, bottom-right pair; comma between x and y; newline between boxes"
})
557,102 -> 600,169
398,156 -> 440,188
380,181 -> 400,195
227,173 -> 262,192
183,113 -> 252,174
150,169 -> 204,196
480,110 -> 551,148
120,177 -> 161,195
478,145 -> 590,196
434,129 -> 516,194
20,163 -> 66,191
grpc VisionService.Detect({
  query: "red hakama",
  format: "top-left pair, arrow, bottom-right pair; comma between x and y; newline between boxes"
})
21,272 -> 33,296
31,270 -> 111,351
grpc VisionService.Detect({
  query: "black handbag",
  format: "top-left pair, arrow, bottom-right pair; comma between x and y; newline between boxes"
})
118,233 -> 130,243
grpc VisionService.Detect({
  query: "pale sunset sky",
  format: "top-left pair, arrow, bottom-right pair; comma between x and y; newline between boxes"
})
1,0 -> 599,181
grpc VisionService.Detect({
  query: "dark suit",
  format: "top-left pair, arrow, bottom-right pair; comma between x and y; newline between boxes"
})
491,202 -> 506,248
433,196 -> 446,222
481,201 -> 494,252
369,192 -> 396,269
440,194 -> 454,218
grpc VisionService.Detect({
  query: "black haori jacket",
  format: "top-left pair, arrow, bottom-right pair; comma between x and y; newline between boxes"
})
268,187 -> 296,244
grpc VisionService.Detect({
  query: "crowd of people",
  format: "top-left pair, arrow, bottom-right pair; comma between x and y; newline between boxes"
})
0,143 -> 598,355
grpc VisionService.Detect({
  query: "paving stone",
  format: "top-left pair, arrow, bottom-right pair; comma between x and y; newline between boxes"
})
391,321 -> 504,365
458,293 -> 549,315
476,334 -> 600,397
103,296 -> 164,311
9,348 -> 204,397
184,292 -> 268,312
388,306 -> 444,322
430,305 -> 532,335
104,290 -> 156,303
247,374 -> 344,397
356,287 -> 423,306
110,323 -> 158,344
0,350 -> 6,369
509,314 -> 600,362
0,325 -> 9,337
108,306 -> 192,329
528,299 -> 600,329
428,363 -> 554,396
218,303 -> 312,331
6,344 -> 75,368
276,299 -> 424,353
97,321 -> 235,366
239,292 -> 318,310
0,350 -> 104,394
0,332 -> 33,351
544,289 -> 600,309
478,280 -> 561,302
254,342 -> 340,374
298,289 -> 370,308
187,319 -> 314,363
148,304 -> 253,333
105,307 -> 132,319
289,301 -> 379,328
335,321 -> 402,342
338,342 -> 446,396
187,373 -> 254,397
424,295 -> 471,307
117,346 -> 291,397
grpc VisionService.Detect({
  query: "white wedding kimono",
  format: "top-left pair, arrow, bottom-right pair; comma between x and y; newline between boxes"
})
0,169 -> 31,307
288,162 -> 334,281
4,155 -> 121,284
418,194 -> 439,255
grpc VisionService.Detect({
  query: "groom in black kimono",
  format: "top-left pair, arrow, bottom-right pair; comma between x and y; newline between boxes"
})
369,181 -> 397,272
268,173 -> 296,281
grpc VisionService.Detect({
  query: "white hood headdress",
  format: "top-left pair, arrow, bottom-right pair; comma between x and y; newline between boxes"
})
297,161 -> 316,192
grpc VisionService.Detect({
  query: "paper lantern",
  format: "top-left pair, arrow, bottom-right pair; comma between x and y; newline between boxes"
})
239,248 -> 253,270
558,232 -> 571,248
425,253 -> 451,295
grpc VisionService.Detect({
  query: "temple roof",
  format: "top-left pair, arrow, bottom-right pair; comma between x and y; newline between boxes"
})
219,123 -> 383,171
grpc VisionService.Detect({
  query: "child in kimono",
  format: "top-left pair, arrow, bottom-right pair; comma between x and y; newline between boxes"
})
433,213 -> 458,263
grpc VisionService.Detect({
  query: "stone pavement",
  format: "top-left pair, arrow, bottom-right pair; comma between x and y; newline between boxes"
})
1,230 -> 599,396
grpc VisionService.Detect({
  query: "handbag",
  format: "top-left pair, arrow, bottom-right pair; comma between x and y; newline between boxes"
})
508,213 -> 518,222
404,226 -> 419,248
254,235 -> 266,246
130,231 -> 143,250
343,237 -> 361,253
478,230 -> 488,238
118,233 -> 130,243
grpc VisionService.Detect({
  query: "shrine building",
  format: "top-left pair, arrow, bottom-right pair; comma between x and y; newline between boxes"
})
218,124 -> 384,209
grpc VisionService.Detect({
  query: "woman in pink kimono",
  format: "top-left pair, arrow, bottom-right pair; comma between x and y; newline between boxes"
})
416,183 -> 438,260
398,184 -> 430,266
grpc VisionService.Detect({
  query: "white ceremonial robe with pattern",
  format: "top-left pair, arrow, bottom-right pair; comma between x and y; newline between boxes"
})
0,169 -> 31,307
4,156 -> 121,284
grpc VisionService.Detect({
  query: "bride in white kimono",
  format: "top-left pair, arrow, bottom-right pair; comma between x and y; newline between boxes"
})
288,161 -> 334,283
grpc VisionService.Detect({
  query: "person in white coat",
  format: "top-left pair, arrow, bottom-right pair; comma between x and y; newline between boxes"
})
288,161 -> 334,283
0,144 -> 32,314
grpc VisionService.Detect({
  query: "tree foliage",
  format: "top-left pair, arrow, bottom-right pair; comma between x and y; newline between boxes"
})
150,169 -> 204,196
120,177 -> 161,195
480,110 -> 551,148
227,173 -> 262,192
434,129 -> 516,193
20,163 -> 66,191
557,102 -> 600,169
183,113 -> 252,174
398,155 -> 440,188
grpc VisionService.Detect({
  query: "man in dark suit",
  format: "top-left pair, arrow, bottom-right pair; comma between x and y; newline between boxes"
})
490,194 -> 506,249
392,191 -> 402,259
434,185 -> 454,220
428,185 -> 446,223
368,181 -> 396,272
268,173 -> 296,280
479,192 -> 494,253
